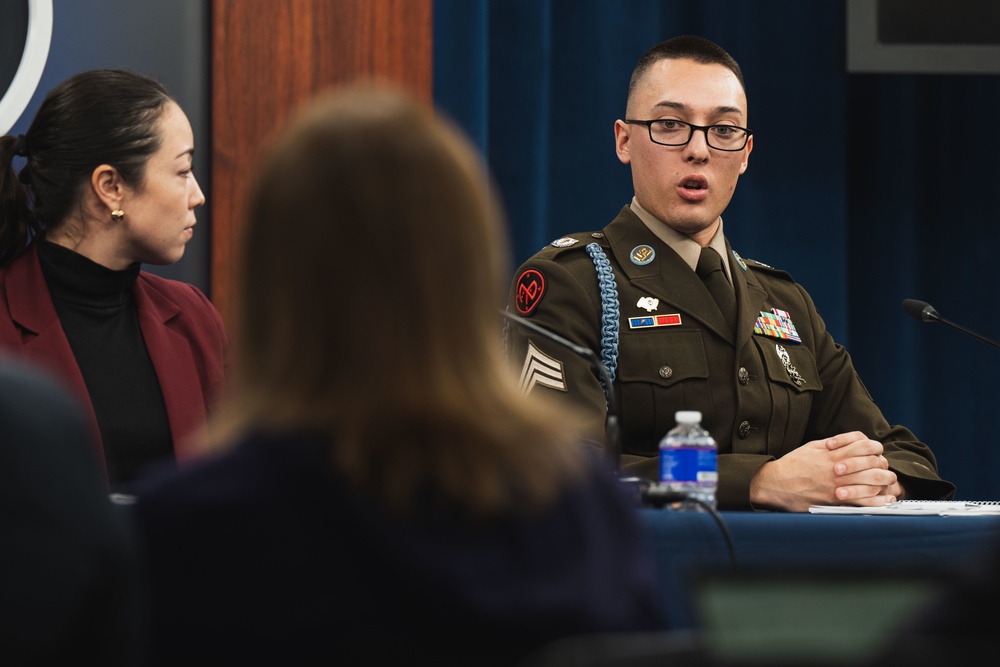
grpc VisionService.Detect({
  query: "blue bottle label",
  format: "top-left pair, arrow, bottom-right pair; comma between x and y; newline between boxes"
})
659,447 -> 718,484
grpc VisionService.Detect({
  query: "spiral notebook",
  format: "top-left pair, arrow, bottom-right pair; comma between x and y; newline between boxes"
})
808,500 -> 1000,515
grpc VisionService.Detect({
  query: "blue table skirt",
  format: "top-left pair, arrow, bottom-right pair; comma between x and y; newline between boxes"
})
638,508 -> 1000,629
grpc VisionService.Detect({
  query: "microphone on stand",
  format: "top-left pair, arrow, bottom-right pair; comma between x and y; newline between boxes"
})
500,309 -> 621,476
901,299 -> 1000,350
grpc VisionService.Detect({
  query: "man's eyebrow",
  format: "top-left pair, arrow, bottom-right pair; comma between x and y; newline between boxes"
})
653,101 -> 743,116
652,101 -> 686,112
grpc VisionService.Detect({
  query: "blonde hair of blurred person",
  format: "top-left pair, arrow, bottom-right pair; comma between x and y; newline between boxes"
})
214,84 -> 591,517
131,85 -> 664,666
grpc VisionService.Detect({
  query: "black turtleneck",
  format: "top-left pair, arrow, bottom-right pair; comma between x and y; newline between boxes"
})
38,240 -> 174,493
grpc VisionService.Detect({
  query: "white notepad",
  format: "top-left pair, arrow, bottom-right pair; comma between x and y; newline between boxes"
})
808,500 -> 1000,515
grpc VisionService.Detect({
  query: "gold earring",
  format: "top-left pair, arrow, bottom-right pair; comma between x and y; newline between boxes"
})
111,209 -> 125,222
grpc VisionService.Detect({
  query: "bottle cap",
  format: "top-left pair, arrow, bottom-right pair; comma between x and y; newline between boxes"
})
675,410 -> 702,424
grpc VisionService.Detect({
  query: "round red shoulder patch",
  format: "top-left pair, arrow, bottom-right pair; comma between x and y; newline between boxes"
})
515,269 -> 546,315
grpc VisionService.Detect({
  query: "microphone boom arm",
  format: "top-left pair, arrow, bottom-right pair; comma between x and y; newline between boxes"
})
901,298 -> 1000,350
933,315 -> 1000,350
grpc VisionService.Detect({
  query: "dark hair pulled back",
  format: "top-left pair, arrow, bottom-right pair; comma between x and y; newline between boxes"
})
0,69 -> 173,266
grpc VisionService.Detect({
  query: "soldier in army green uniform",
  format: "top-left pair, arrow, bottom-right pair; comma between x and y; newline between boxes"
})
506,35 -> 955,511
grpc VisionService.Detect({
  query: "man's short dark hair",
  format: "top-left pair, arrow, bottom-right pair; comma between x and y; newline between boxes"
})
627,35 -> 746,104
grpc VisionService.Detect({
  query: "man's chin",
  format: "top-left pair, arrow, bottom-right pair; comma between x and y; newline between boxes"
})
659,215 -> 720,237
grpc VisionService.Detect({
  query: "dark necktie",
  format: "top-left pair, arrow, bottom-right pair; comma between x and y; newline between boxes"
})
696,247 -> 736,331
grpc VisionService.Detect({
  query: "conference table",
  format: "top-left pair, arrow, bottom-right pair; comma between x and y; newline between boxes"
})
638,507 -> 1000,630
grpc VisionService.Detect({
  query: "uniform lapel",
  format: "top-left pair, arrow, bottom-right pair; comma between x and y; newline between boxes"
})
605,207 -> 736,343
727,241 -> 769,348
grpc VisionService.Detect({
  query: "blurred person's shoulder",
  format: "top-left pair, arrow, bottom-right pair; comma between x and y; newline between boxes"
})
132,430 -> 332,511
0,356 -> 93,460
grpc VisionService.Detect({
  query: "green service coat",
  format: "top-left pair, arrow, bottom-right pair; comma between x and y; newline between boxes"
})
506,206 -> 955,510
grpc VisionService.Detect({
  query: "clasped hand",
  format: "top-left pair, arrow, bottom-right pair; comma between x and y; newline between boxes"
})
750,431 -> 901,512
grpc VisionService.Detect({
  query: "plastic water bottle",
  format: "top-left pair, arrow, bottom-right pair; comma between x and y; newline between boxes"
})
658,410 -> 717,510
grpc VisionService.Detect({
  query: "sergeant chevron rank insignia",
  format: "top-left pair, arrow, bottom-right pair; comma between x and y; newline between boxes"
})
518,341 -> 566,394
753,308 -> 801,343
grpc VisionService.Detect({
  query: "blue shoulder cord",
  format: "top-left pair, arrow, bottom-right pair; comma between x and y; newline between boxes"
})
585,242 -> 619,404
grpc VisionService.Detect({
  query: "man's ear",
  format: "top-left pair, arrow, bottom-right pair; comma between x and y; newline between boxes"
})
614,119 -> 632,165
90,164 -> 124,212
739,134 -> 753,175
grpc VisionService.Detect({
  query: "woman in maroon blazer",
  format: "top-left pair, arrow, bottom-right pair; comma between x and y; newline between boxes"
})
0,70 -> 228,494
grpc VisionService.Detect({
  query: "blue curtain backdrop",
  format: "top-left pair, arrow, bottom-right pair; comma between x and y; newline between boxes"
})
433,0 -> 1000,500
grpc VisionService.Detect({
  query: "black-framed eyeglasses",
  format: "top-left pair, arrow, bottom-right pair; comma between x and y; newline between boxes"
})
624,119 -> 752,151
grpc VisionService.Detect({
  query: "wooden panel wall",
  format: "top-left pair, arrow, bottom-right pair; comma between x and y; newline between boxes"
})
210,0 -> 433,325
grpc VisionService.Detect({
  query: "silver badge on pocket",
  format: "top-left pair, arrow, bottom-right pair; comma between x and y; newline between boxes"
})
775,344 -> 805,386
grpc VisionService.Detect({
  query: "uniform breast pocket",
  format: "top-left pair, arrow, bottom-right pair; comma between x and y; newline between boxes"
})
753,336 -> 822,393
617,329 -> 709,386
753,335 -> 822,443
615,329 -> 711,449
